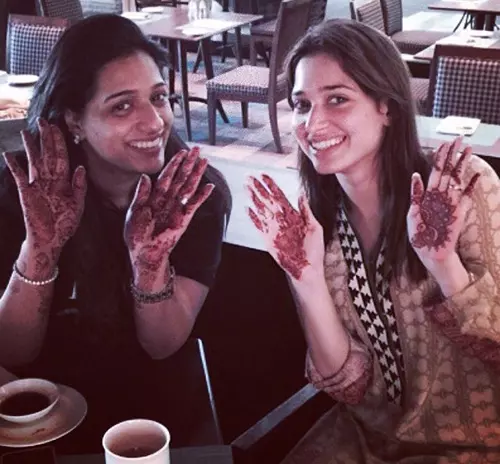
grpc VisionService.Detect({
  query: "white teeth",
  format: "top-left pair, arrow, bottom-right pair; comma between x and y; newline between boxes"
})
130,138 -> 162,149
310,136 -> 344,151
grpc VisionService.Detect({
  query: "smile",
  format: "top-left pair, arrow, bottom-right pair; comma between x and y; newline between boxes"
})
129,137 -> 163,149
309,136 -> 345,151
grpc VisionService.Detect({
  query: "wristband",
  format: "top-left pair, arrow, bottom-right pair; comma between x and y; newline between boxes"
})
13,262 -> 59,286
131,265 -> 176,304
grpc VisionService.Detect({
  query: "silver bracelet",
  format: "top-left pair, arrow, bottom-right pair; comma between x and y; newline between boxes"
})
13,262 -> 59,286
130,265 -> 176,304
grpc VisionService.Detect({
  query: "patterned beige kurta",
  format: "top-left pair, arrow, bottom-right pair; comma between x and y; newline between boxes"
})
283,156 -> 500,464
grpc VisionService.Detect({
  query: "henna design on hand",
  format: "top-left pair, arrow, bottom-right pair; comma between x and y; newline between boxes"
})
410,189 -> 457,251
125,147 -> 214,288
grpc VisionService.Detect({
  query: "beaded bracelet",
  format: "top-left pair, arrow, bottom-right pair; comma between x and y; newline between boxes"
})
130,265 -> 176,304
13,262 -> 59,286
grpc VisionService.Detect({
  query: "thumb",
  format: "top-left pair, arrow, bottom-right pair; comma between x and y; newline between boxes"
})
298,193 -> 316,227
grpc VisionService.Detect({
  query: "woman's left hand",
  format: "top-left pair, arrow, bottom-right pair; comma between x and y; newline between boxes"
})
124,147 -> 214,285
407,137 -> 480,271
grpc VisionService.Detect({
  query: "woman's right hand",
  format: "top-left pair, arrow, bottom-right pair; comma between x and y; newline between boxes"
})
246,174 -> 325,282
3,119 -> 87,256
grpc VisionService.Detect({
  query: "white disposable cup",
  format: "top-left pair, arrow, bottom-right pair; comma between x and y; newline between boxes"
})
102,419 -> 170,464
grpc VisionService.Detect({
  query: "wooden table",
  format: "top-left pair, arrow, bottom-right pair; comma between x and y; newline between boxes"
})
428,0 -> 500,30
134,7 -> 262,141
413,30 -> 500,60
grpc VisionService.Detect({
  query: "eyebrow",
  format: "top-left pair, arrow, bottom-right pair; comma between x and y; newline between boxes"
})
104,82 -> 167,102
292,84 -> 354,96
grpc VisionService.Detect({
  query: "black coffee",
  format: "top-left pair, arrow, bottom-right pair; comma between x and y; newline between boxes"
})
0,392 -> 50,416
118,446 -> 159,458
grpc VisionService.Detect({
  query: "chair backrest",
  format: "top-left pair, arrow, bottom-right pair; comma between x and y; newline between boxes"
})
350,0 -> 385,33
80,0 -> 124,15
141,338 -> 223,447
36,0 -> 84,21
308,0 -> 327,27
6,14 -> 70,75
379,0 -> 402,35
428,44 -> 500,125
269,0 -> 313,93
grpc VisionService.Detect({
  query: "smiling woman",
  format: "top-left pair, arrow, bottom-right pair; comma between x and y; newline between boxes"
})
0,14 -> 231,448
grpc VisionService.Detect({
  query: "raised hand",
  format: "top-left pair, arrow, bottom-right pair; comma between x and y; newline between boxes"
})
3,119 -> 87,256
124,147 -> 214,286
407,137 -> 480,269
246,174 -> 324,281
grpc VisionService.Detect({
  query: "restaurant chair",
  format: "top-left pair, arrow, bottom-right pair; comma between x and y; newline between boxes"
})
206,0 -> 313,153
350,0 -> 429,113
379,0 -> 449,55
231,383 -> 333,464
80,0 -> 123,15
427,44 -> 500,124
36,0 -> 84,22
6,14 -> 70,76
249,0 -> 327,66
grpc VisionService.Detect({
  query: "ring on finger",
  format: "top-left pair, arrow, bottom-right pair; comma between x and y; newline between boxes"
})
180,196 -> 189,206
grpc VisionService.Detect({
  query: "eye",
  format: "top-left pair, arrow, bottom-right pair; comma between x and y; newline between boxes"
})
152,91 -> 169,106
328,95 -> 347,105
112,101 -> 132,115
292,99 -> 310,113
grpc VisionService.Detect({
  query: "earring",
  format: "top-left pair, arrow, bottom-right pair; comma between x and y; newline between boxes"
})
73,134 -> 81,145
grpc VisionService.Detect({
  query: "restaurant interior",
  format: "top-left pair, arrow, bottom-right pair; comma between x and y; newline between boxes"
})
0,0 -> 499,462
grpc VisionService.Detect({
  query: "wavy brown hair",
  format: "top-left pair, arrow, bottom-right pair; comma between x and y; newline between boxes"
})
285,19 -> 432,283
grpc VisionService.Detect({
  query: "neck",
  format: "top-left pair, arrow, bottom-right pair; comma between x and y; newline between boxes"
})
337,168 -> 380,222
85,156 -> 140,210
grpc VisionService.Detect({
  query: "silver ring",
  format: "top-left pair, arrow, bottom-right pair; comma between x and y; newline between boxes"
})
180,196 -> 189,206
450,185 -> 462,191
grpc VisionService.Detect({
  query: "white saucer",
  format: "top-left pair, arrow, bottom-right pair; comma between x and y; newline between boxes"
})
180,27 -> 211,36
0,385 -> 87,448
0,70 -> 7,78
121,11 -> 151,20
141,6 -> 165,13
7,74 -> 38,86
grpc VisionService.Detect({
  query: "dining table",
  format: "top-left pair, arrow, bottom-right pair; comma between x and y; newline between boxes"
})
427,0 -> 500,30
130,6 -> 263,141
412,29 -> 500,60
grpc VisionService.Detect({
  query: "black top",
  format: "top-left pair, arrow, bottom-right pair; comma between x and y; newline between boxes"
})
0,153 -> 228,450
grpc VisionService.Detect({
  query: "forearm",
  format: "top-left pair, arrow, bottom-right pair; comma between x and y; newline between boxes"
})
289,269 -> 352,378
132,263 -> 196,359
0,242 -> 57,366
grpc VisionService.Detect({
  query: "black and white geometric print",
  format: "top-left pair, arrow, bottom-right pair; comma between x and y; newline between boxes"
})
42,0 -> 83,22
337,207 -> 404,404
432,55 -> 500,125
9,23 -> 67,76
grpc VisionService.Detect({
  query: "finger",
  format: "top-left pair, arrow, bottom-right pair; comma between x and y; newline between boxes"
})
246,206 -> 265,232
155,149 -> 189,195
261,174 -> 292,213
180,183 -> 214,220
450,146 -> 472,186
176,157 -> 209,206
463,173 -> 480,197
130,174 -> 152,212
3,152 -> 29,189
246,183 -> 272,219
51,125 -> 71,180
38,119 -> 56,176
407,173 -> 424,221
298,194 -> 314,226
428,142 -> 450,190
21,130 -> 40,183
71,166 -> 87,213
439,137 -> 463,191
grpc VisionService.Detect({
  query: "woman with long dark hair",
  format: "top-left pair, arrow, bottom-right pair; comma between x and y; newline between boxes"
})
248,19 -> 500,462
0,14 -> 231,448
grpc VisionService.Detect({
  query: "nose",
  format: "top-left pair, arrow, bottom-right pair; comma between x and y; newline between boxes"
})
137,102 -> 165,133
304,104 -> 329,134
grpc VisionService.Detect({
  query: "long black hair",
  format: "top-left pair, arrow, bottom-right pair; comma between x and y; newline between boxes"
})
285,19 -> 432,283
24,14 -> 231,347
